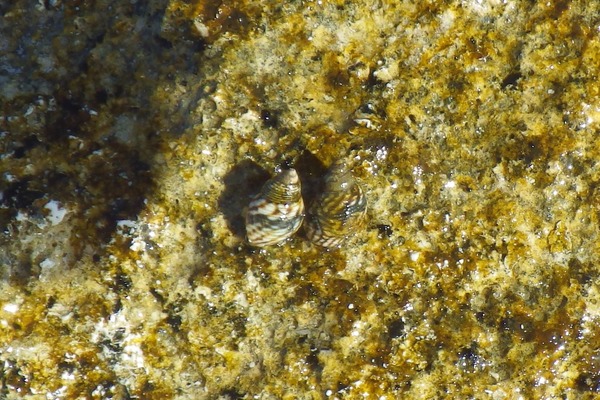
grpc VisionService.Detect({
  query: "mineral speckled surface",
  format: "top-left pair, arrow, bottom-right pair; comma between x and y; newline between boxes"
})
1,0 -> 600,398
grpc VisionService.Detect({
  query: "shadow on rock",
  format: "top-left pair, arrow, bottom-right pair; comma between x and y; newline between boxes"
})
218,160 -> 270,240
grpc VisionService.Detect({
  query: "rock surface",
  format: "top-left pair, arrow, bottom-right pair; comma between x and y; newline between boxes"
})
1,0 -> 600,398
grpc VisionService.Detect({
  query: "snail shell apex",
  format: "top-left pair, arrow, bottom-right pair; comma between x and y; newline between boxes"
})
305,162 -> 367,248
245,169 -> 305,247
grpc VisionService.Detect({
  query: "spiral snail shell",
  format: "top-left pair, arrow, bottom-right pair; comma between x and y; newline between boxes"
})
305,161 -> 367,248
245,169 -> 305,247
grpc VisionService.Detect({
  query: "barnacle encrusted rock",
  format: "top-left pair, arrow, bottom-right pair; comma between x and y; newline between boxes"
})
1,0 -> 600,398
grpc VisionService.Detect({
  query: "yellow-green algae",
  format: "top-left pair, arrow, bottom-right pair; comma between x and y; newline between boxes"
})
1,0 -> 600,398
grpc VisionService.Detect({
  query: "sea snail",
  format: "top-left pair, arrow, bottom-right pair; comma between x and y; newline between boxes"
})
305,161 -> 367,248
245,168 -> 305,247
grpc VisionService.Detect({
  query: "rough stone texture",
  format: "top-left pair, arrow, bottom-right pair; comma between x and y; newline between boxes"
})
1,0 -> 600,398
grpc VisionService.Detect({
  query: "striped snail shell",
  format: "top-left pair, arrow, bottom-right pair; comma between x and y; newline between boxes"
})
245,168 -> 305,247
305,161 -> 367,248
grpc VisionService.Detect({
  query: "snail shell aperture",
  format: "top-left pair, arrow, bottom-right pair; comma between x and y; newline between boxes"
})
305,161 -> 367,248
245,169 -> 305,247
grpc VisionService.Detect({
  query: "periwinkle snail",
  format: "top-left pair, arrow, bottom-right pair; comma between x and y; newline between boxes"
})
245,161 -> 366,248
245,169 -> 305,247
304,161 -> 367,248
